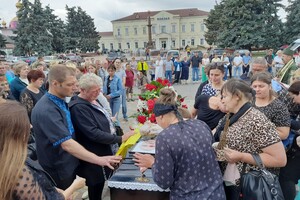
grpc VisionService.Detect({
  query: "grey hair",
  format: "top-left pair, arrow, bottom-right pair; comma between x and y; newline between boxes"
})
79,73 -> 102,90
250,57 -> 267,68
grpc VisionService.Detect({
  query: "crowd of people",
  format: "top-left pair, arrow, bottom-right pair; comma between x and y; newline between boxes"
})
0,46 -> 300,200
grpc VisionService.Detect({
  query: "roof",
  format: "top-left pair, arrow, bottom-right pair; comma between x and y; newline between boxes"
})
99,32 -> 113,37
112,8 -> 209,22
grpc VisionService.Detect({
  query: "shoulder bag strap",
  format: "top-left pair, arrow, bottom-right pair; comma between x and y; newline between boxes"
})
251,153 -> 264,169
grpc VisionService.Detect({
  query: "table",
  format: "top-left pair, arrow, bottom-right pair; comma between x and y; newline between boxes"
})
108,155 -> 170,200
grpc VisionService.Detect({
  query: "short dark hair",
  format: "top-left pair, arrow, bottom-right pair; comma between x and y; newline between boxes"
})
107,64 -> 116,71
27,70 -> 45,83
288,81 -> 300,95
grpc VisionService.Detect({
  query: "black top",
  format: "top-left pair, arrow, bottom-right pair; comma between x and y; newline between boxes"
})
31,94 -> 79,186
20,88 -> 45,119
107,77 -> 112,95
190,55 -> 202,68
195,80 -> 209,100
69,96 -> 122,185
194,95 -> 226,130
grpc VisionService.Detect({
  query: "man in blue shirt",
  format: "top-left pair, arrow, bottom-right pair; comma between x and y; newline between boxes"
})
31,65 -> 121,189
242,51 -> 251,75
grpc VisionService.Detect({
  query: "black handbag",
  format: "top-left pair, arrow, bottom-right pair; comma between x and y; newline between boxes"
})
240,154 -> 284,200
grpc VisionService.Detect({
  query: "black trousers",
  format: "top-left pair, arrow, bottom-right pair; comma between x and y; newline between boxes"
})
227,64 -> 232,78
88,181 -> 105,200
279,153 -> 300,200
174,71 -> 181,83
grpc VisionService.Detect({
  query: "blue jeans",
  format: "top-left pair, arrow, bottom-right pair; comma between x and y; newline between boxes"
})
120,89 -> 127,119
110,97 -> 121,125
233,66 -> 242,78
223,67 -> 228,80
192,67 -> 199,81
165,70 -> 172,83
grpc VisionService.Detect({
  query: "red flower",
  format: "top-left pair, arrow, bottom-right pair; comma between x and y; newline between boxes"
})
147,99 -> 155,112
149,113 -> 156,123
139,96 -> 145,100
182,104 -> 188,109
162,79 -> 170,86
137,115 -> 147,124
145,84 -> 157,91
156,78 -> 163,84
179,98 -> 184,103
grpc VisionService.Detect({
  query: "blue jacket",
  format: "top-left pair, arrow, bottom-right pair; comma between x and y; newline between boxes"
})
174,60 -> 182,71
103,75 -> 123,98
9,76 -> 27,101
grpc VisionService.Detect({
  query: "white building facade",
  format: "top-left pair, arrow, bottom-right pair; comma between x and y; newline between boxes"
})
99,8 -> 209,51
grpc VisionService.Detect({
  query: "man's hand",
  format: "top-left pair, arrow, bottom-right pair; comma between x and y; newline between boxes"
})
97,155 -> 122,170
133,153 -> 155,169
122,130 -> 135,142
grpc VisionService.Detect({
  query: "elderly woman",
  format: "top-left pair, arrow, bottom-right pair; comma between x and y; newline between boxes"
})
133,88 -> 226,200
251,72 -> 290,140
20,69 -> 45,119
279,81 -> 300,200
9,62 -> 30,100
69,73 -> 134,200
214,79 -> 286,200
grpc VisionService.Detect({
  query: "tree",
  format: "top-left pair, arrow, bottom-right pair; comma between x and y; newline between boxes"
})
44,5 -> 66,53
285,0 -> 300,43
205,0 -> 284,49
0,34 -> 6,48
204,2 -> 224,46
65,6 -> 99,52
14,0 -> 53,55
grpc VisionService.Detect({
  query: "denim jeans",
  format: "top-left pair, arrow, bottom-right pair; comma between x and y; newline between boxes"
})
165,70 -> 172,83
110,97 -> 121,125
120,89 -> 127,119
192,67 -> 199,81
223,66 -> 228,80
233,66 -> 242,78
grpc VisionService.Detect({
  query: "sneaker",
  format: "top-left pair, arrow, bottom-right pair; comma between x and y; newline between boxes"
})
123,118 -> 128,122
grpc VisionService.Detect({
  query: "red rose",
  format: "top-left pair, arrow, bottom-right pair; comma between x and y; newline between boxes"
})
149,113 -> 156,123
137,115 -> 147,124
139,96 -> 145,100
162,79 -> 170,86
182,104 -> 188,109
179,98 -> 184,102
145,84 -> 157,91
147,99 -> 155,112
156,78 -> 163,84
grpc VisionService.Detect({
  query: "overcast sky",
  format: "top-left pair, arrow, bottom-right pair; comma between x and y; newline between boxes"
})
0,0 -> 290,32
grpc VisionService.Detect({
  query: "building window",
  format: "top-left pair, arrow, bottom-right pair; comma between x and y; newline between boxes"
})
161,25 -> 166,33
135,42 -> 138,48
152,26 -> 156,34
201,24 -> 205,31
110,43 -> 113,50
182,25 -> 185,33
125,28 -> 129,36
182,40 -> 185,47
134,27 -> 138,35
117,28 -> 121,36
127,42 -> 130,49
172,24 -> 176,33
118,43 -> 122,50
191,24 -> 195,32
144,42 -> 147,48
172,40 -> 175,48
191,39 -> 195,46
200,38 -> 205,45
143,27 -> 146,35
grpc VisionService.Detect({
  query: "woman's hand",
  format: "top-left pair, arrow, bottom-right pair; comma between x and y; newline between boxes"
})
133,153 -> 155,169
121,130 -> 135,142
105,95 -> 111,100
97,155 -> 122,170
224,148 -> 243,164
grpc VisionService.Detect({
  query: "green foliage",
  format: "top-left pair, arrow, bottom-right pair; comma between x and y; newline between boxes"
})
65,6 -> 100,52
205,0 -> 284,49
0,34 -> 6,48
284,0 -> 300,43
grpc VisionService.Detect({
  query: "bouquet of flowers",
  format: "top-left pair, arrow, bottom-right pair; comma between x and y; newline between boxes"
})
134,78 -> 188,124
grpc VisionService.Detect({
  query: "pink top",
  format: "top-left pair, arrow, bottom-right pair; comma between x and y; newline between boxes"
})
125,69 -> 134,87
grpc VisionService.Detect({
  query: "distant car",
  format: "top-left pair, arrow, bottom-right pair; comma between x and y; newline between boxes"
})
43,56 -> 63,64
288,38 -> 300,52
107,51 -> 126,61
5,56 -> 20,63
234,49 -> 250,57
167,50 -> 180,58
65,54 -> 84,63
209,48 -> 226,58
191,50 -> 204,58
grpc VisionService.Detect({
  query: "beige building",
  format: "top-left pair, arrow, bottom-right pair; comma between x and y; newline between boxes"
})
99,8 -> 209,52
